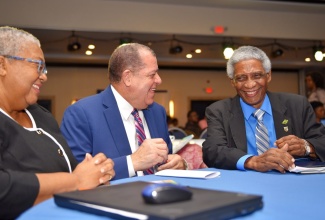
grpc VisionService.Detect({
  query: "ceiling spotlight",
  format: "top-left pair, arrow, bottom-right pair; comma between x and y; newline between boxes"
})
315,51 -> 323,61
120,38 -> 132,45
88,44 -> 95,50
67,31 -> 81,52
67,42 -> 81,51
222,42 -> 234,59
223,45 -> 234,59
272,48 -> 284,58
169,35 -> 183,55
169,45 -> 183,54
313,45 -> 324,61
313,43 -> 324,61
305,57 -> 311,62
85,50 -> 92,55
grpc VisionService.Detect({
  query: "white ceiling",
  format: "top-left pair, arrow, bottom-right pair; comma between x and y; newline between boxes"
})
116,0 -> 325,13
2,0 -> 325,69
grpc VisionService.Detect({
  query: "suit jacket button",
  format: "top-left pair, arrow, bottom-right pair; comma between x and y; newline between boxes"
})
58,149 -> 63,156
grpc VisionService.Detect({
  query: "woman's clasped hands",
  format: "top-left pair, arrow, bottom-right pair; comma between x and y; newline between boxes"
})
73,153 -> 115,190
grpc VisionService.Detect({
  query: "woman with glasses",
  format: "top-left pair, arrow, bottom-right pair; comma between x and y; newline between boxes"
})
0,26 -> 115,219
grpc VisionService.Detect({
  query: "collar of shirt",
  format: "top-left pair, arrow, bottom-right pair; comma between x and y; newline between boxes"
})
111,85 -> 134,120
240,94 -> 272,120
111,85 -> 150,134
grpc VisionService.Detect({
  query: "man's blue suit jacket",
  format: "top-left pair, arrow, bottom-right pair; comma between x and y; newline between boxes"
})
60,85 -> 172,180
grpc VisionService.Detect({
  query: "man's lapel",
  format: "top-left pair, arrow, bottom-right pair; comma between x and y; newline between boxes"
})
229,96 -> 248,151
102,86 -> 132,155
143,106 -> 158,138
268,92 -> 292,138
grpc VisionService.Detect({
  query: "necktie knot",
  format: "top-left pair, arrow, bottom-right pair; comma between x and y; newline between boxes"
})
132,108 -> 146,144
132,109 -> 143,126
254,109 -> 265,121
131,108 -> 138,117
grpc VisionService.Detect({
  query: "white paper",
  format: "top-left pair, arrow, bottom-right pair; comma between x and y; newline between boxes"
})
172,134 -> 194,153
155,169 -> 220,179
289,166 -> 325,174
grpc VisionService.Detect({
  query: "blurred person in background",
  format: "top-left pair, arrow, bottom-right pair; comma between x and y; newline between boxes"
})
184,110 -> 202,138
305,71 -> 325,107
310,101 -> 325,124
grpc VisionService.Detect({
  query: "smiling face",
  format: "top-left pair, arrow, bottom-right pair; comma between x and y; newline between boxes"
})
0,42 -> 47,110
128,49 -> 162,109
231,59 -> 271,109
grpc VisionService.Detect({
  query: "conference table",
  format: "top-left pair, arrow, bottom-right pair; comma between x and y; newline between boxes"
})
19,167 -> 324,219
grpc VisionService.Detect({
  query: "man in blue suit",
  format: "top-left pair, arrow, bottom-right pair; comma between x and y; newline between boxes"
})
61,43 -> 185,180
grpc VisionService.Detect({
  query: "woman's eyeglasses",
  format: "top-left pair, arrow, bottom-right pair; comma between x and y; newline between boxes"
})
2,55 -> 47,75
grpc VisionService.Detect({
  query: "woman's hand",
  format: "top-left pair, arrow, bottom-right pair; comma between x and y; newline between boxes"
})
73,153 -> 115,190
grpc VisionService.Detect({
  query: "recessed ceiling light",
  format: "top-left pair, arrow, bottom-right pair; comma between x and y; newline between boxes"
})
305,57 -> 311,62
85,50 -> 92,55
88,44 -> 95,49
186,54 -> 192,58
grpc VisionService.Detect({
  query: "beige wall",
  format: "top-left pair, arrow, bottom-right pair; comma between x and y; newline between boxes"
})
40,67 -> 109,125
41,66 -> 299,127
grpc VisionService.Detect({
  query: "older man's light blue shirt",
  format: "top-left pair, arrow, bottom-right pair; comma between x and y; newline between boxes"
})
236,95 -> 277,170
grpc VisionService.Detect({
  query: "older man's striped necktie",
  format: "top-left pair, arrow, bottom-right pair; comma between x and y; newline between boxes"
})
253,109 -> 269,155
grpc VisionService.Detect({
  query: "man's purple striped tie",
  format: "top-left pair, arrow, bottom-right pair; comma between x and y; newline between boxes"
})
131,109 -> 154,174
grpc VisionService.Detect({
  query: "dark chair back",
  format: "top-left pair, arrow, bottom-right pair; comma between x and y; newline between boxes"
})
168,127 -> 187,139
199,128 -> 207,139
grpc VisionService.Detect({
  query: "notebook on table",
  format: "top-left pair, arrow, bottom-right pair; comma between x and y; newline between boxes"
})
54,181 -> 263,220
289,159 -> 325,174
172,134 -> 194,153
